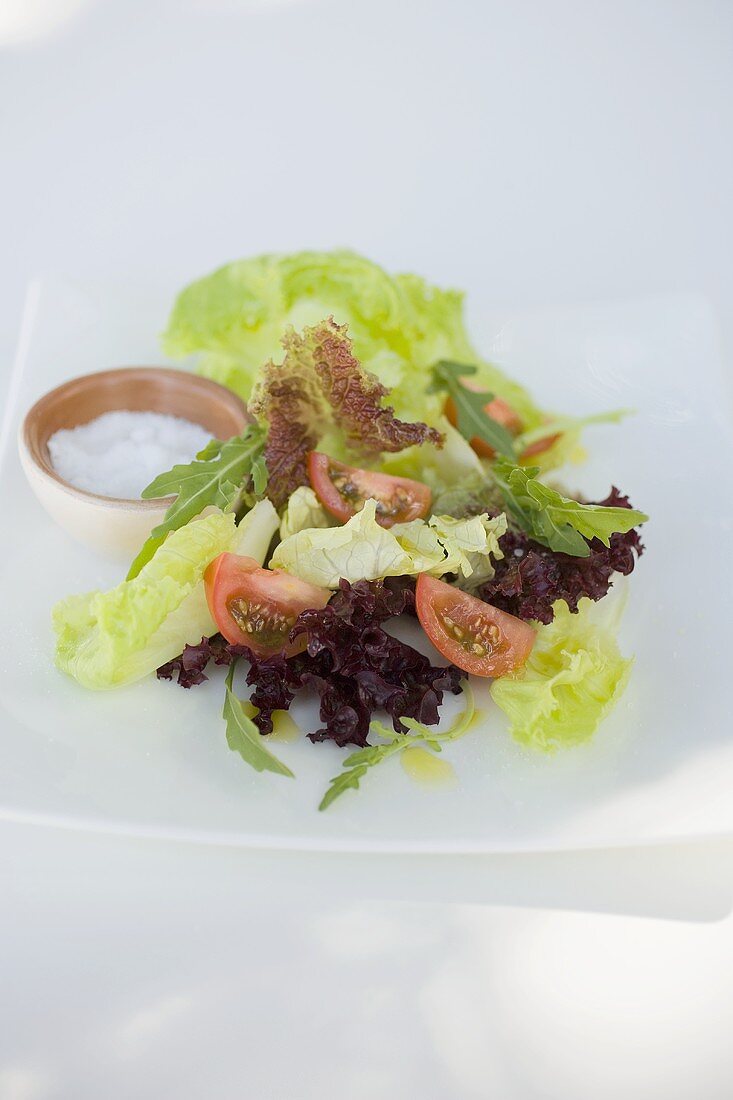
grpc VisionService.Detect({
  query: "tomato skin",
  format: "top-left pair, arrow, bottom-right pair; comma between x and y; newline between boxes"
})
519,432 -> 560,461
415,574 -> 535,678
307,452 -> 432,528
204,553 -> 331,657
444,381 -> 557,461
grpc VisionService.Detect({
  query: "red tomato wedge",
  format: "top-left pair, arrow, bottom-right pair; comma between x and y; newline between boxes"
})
519,431 -> 561,461
415,574 -> 536,678
204,553 -> 331,657
307,452 -> 431,528
444,380 -> 558,461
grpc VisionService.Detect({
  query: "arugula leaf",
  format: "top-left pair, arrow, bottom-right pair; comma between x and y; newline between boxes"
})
223,662 -> 294,778
251,453 -> 268,496
493,458 -> 648,558
127,424 -> 267,579
318,684 -> 475,810
428,361 -> 516,459
125,532 -> 169,580
195,438 -> 225,461
318,748 -> 384,811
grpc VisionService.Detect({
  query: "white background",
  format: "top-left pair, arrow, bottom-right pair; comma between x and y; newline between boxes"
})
1,2 -> 733,1098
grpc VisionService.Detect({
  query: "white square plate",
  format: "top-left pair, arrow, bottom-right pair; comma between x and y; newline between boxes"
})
1,277 -> 731,852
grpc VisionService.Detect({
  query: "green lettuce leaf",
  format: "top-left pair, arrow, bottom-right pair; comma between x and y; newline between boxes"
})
490,598 -> 633,750
53,501 -> 279,689
162,251 -> 634,472
381,418 -> 485,494
492,458 -> 648,557
162,249 -> 542,428
222,496 -> 280,563
270,499 -> 409,586
279,486 -> 334,540
425,513 -> 507,590
269,499 -> 506,588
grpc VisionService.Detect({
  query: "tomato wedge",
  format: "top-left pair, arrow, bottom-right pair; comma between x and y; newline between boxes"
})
519,431 -> 561,461
444,380 -> 558,461
204,553 -> 331,657
307,452 -> 431,528
415,574 -> 535,678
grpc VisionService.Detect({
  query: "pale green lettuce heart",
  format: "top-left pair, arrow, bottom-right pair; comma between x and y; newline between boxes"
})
380,418 -> 484,494
270,500 -> 411,587
426,512 -> 507,589
490,596 -> 633,751
270,499 -> 507,588
279,486 -> 334,541
53,500 -> 279,690
162,249 -> 542,429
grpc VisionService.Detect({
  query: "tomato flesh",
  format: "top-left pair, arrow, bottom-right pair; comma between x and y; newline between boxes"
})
444,381 -> 557,461
415,574 -> 535,678
204,553 -> 331,657
307,452 -> 431,528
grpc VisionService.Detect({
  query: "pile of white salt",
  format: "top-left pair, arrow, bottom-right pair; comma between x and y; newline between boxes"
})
48,411 -> 211,499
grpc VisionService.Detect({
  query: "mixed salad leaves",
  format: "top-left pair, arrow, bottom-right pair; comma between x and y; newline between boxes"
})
52,251 -> 648,809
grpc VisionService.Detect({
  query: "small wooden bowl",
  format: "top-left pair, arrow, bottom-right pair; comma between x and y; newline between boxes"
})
19,367 -> 249,559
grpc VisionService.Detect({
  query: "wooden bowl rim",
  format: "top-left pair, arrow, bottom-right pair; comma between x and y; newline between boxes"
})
20,365 -> 248,508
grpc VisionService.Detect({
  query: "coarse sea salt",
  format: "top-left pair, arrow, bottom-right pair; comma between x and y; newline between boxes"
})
48,410 -> 212,499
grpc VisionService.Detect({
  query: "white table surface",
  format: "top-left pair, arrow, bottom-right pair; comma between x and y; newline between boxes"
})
2,2 -> 732,1097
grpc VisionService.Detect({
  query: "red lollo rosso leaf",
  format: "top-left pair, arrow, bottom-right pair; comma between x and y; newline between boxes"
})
249,318 -> 443,508
157,633 -> 235,688
479,488 -> 644,624
157,578 -> 463,748
245,578 -> 461,746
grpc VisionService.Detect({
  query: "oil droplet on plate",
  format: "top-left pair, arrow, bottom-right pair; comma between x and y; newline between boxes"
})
401,746 -> 457,787
241,701 -> 299,742
265,710 -> 300,743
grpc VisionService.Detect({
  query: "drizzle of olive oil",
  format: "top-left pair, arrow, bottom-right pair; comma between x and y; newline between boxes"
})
401,747 -> 456,787
265,710 -> 300,743
241,700 -> 300,742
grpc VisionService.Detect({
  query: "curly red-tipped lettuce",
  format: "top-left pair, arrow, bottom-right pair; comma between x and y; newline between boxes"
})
157,578 -> 463,747
157,634 -> 233,688
479,489 -> 644,624
249,318 -> 444,507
